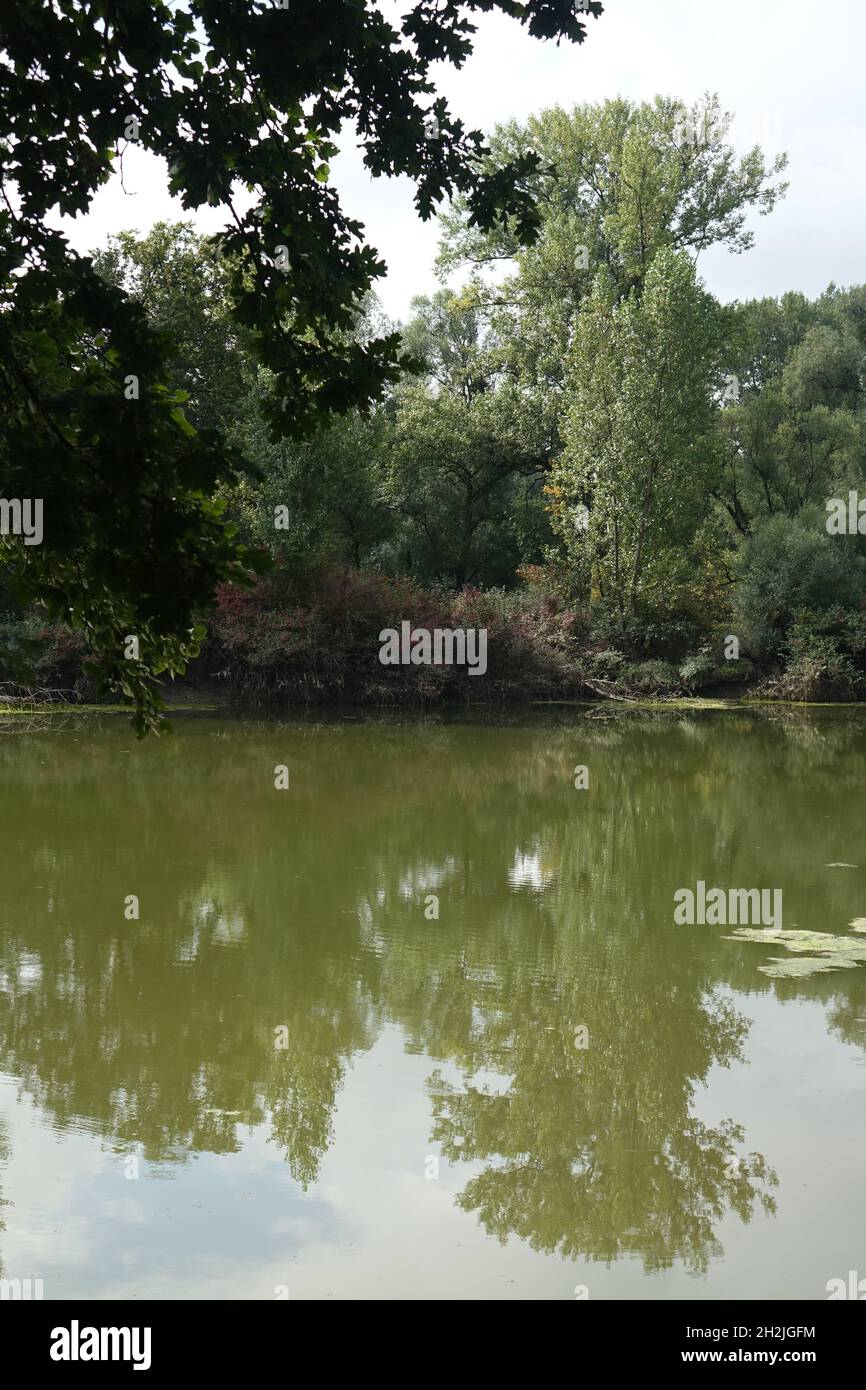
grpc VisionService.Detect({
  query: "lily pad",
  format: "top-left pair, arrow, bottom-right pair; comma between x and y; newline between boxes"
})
758,956 -> 861,979
724,928 -> 866,957
725,928 -> 866,978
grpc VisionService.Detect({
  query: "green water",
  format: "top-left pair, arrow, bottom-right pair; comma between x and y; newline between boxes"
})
1,707 -> 864,1301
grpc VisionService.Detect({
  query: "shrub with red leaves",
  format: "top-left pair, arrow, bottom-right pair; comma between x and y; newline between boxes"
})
206,565 -> 590,704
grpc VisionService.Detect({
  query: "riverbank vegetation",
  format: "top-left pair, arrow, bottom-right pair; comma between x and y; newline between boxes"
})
3,93 -> 866,715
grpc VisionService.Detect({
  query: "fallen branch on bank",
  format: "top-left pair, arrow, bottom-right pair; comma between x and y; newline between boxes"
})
0,682 -> 77,707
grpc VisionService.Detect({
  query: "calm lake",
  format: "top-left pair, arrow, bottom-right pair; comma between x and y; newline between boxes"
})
1,706 -> 865,1300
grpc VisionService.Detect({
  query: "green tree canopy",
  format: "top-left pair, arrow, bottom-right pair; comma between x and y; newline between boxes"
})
550,249 -> 723,620
0,0 -> 603,729
91,222 -> 246,435
384,287 -> 552,586
435,94 -> 788,468
717,286 -> 866,534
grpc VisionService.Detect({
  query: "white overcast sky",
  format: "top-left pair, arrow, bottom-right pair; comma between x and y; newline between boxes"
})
61,0 -> 866,324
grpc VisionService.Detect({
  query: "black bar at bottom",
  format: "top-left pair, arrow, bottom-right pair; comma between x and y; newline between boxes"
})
4,1297 -> 861,1374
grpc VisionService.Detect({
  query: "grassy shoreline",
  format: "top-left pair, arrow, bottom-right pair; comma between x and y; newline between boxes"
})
5,693 -> 866,721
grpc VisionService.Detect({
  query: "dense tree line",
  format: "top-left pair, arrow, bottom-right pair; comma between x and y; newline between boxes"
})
0,0 -> 602,729
3,88 -> 866,709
